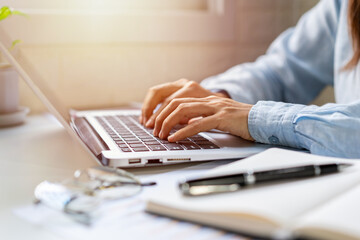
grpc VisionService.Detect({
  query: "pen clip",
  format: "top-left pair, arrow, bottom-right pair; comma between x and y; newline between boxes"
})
181,183 -> 240,196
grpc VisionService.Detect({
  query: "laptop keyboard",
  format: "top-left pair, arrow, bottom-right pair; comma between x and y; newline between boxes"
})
95,115 -> 219,152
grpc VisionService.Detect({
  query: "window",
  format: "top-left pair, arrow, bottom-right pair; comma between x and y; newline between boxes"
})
1,0 -> 235,44
5,0 -> 208,11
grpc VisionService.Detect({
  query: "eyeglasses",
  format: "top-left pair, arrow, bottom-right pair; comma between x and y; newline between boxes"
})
34,166 -> 155,225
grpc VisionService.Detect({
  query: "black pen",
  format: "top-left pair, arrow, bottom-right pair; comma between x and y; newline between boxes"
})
179,163 -> 352,196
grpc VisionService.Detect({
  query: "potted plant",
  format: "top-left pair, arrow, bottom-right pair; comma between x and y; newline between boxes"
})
0,6 -> 29,126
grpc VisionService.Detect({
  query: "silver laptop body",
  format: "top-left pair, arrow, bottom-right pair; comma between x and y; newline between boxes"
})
0,27 -> 270,168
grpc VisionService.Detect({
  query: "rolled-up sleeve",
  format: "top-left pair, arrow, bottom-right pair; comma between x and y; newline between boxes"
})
201,0 -> 340,105
200,0 -> 354,157
249,100 -> 360,158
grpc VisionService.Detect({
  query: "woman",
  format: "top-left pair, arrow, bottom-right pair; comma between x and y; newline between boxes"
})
140,0 -> 360,158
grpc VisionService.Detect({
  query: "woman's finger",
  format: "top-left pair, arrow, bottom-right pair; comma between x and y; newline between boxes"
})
153,98 -> 206,136
144,97 -> 171,127
188,116 -> 202,124
141,85 -> 174,124
168,115 -> 219,142
141,79 -> 189,124
158,102 -> 214,139
145,85 -> 201,128
149,98 -> 200,133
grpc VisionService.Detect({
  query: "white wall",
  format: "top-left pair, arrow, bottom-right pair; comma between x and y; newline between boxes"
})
8,0 -> 327,114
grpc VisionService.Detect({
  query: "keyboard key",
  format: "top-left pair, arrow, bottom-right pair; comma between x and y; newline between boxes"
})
142,138 -> 157,142
133,147 -> 149,152
193,140 -> 213,145
177,140 -> 192,144
144,141 -> 161,145
148,145 -> 167,151
164,144 -> 184,151
123,137 -> 138,141
121,134 -> 135,137
120,148 -> 132,152
189,135 -> 207,141
198,144 -> 220,149
181,143 -> 201,150
132,130 -> 144,133
117,143 -> 128,148
123,138 -> 139,142
125,140 -> 141,144
138,134 -> 152,138
129,143 -> 145,148
122,134 -> 136,138
117,131 -> 131,135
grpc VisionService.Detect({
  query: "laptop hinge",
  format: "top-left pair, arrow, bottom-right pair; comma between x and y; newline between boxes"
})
71,115 -> 110,163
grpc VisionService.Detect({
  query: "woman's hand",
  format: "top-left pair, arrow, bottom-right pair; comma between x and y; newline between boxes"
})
140,79 -> 228,127
152,95 -> 255,142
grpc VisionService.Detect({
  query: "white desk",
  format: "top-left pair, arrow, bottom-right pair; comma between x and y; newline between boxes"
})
0,114 -> 240,240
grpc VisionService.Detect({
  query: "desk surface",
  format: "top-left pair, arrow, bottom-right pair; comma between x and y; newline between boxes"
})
0,114 -> 241,240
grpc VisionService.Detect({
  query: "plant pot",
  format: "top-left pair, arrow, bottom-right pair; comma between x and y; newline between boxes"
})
0,60 -> 29,127
0,62 -> 19,114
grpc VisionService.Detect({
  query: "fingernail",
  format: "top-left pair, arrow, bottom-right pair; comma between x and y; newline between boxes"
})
145,119 -> 153,128
168,135 -> 175,142
153,129 -> 158,136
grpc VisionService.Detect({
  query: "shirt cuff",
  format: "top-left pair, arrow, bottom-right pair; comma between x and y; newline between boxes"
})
248,101 -> 306,148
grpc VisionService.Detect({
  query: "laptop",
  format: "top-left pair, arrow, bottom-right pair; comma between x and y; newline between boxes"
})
0,27 -> 270,168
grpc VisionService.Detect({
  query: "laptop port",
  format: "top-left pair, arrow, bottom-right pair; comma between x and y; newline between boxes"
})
128,158 -> 141,164
146,159 -> 162,164
167,158 -> 191,162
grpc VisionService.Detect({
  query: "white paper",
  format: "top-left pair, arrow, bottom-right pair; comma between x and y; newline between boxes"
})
146,148 -> 360,227
293,182 -> 360,239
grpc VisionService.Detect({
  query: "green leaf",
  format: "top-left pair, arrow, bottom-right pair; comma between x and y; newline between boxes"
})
0,6 -> 12,21
10,39 -> 22,50
0,6 -> 27,50
12,10 -> 28,18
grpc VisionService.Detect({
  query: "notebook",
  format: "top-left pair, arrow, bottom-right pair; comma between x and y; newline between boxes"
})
0,26 -> 270,168
145,148 -> 360,240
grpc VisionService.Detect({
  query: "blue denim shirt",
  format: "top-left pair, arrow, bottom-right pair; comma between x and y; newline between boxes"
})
201,0 -> 360,158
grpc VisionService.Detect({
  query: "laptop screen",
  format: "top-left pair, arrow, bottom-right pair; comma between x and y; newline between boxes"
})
0,27 -> 71,125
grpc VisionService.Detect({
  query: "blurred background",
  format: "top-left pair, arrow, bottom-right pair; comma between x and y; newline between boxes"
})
1,0 -> 332,114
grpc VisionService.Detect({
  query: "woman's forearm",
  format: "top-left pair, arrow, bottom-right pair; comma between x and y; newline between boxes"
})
249,100 -> 360,158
